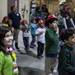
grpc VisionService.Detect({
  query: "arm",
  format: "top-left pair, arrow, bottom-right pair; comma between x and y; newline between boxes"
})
35,29 -> 43,36
0,52 -> 4,75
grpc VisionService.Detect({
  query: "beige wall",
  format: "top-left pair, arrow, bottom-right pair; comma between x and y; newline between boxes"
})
47,0 -> 59,14
71,0 -> 75,7
0,0 -> 7,22
19,0 -> 31,22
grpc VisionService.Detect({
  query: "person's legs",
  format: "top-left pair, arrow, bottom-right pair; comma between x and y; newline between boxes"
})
14,29 -> 19,49
45,57 -> 52,75
39,42 -> 44,57
30,35 -> 36,48
50,57 -> 57,73
45,57 -> 57,75
37,42 -> 44,58
37,42 -> 40,57
23,37 -> 29,53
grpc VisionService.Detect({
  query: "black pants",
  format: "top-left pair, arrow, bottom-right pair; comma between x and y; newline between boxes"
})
23,37 -> 29,52
37,42 -> 44,56
30,35 -> 36,47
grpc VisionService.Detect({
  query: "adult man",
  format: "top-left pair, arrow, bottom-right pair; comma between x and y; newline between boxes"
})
8,5 -> 21,49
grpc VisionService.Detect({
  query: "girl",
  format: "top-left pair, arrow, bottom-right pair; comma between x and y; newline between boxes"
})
20,20 -> 30,54
0,24 -> 18,75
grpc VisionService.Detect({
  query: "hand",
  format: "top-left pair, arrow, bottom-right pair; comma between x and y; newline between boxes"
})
39,31 -> 44,35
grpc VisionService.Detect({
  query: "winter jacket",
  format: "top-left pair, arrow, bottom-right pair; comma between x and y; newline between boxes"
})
58,45 -> 75,75
30,23 -> 37,36
0,51 -> 13,75
45,28 -> 59,57
8,12 -> 21,29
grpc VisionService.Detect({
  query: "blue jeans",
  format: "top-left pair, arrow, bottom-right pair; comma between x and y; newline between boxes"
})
30,35 -> 36,47
23,37 -> 29,52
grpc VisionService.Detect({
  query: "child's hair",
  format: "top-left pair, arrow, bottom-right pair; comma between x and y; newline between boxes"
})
2,16 -> 12,27
20,20 -> 28,25
0,24 -> 10,47
60,28 -> 75,41
2,16 -> 9,24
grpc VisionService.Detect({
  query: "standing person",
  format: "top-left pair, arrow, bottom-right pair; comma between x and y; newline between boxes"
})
2,16 -> 9,26
0,24 -> 18,75
8,5 -> 21,50
2,16 -> 12,27
41,4 -> 49,19
20,20 -> 30,54
36,19 -> 46,59
30,19 -> 37,48
58,29 -> 75,75
45,16 -> 59,75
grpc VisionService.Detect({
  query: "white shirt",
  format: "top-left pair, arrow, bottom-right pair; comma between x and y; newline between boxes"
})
22,24 -> 30,37
23,31 -> 30,37
36,27 -> 46,44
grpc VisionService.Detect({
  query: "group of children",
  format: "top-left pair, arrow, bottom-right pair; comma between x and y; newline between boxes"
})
20,18 -> 46,58
15,15 -> 75,75
1,14 -> 75,75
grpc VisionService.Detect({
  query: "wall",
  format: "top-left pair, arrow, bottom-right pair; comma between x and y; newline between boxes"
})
19,0 -> 31,22
47,0 -> 59,14
0,0 -> 7,22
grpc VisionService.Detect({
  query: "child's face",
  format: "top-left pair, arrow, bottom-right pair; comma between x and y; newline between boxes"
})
39,20 -> 44,27
67,34 -> 75,46
3,31 -> 13,47
49,20 -> 58,31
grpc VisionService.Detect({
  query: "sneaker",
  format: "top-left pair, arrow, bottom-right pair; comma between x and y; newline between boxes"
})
53,69 -> 57,73
49,73 -> 53,75
37,56 -> 43,59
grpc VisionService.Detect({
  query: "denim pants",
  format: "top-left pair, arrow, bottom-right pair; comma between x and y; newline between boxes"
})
37,42 -> 44,57
23,37 -> 29,52
30,35 -> 36,47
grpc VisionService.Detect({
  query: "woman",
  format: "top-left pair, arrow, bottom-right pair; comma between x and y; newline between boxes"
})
0,24 -> 17,75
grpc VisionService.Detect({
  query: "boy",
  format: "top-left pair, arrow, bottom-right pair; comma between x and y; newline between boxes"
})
58,29 -> 75,75
30,19 -> 37,48
36,19 -> 46,58
45,15 -> 59,75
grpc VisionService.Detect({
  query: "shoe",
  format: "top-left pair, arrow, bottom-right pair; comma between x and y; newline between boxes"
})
30,45 -> 35,49
37,56 -> 43,59
49,73 -> 53,75
53,69 -> 57,73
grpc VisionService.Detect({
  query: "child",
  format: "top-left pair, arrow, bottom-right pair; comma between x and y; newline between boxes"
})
0,24 -> 18,75
30,19 -> 37,48
20,20 -> 30,54
45,15 -> 59,75
58,29 -> 75,75
36,19 -> 46,58
2,16 -> 12,27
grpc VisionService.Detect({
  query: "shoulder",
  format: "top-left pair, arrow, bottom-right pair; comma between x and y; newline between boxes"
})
46,28 -> 52,33
0,51 -> 5,61
0,51 -> 4,57
60,45 -> 70,54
